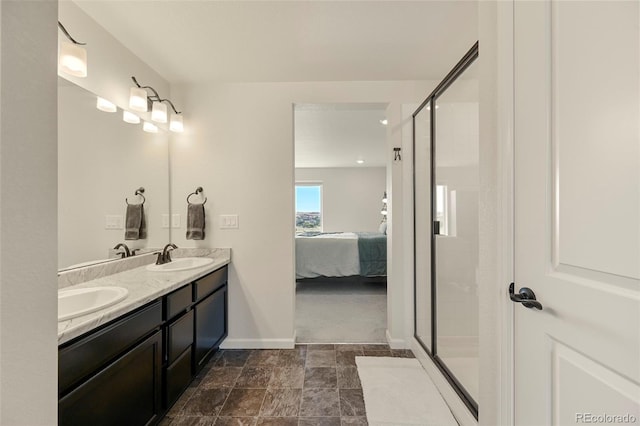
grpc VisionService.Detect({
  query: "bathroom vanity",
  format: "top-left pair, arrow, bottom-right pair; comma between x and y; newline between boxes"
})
57,255 -> 229,426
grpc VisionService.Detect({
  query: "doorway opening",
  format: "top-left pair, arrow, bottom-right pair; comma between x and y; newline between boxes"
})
293,103 -> 389,343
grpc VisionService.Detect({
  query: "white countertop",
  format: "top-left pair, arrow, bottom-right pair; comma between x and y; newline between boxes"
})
58,250 -> 230,345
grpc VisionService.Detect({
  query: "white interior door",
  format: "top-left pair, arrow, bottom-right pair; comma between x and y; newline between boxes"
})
514,1 -> 640,425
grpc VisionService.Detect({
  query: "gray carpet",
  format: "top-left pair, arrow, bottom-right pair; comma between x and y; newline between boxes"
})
295,279 -> 387,343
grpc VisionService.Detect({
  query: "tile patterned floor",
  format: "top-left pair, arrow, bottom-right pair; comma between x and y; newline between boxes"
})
160,344 -> 414,426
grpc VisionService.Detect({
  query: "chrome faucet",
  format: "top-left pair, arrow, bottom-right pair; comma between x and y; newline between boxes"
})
113,243 -> 131,259
156,243 -> 178,265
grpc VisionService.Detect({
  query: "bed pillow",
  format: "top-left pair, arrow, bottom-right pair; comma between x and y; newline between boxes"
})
379,221 -> 387,235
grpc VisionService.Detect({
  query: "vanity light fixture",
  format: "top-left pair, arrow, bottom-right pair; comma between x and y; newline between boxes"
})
169,113 -> 184,133
357,159 -> 365,164
381,204 -> 388,216
58,22 -> 87,78
379,119 -> 388,126
123,111 -> 140,124
96,97 -> 117,113
129,76 -> 184,130
129,87 -> 148,112
151,101 -> 168,123
143,121 -> 158,133
382,191 -> 388,204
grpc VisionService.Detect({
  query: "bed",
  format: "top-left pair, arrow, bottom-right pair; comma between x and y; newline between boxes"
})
295,232 -> 387,279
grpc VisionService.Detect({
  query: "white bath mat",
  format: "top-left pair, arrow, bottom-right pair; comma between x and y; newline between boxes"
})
356,357 -> 458,426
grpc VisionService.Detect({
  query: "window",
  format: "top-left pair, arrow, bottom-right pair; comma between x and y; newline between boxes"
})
295,183 -> 322,233
435,184 -> 449,236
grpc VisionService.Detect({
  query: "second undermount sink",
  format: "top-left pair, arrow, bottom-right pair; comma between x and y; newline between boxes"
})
58,286 -> 129,322
146,257 -> 214,272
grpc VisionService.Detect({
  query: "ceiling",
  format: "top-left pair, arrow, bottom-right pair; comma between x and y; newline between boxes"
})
73,1 -> 478,169
74,0 -> 478,84
294,103 -> 387,168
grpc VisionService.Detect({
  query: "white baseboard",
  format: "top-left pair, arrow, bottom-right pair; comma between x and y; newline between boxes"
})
220,337 -> 295,350
386,329 -> 407,349
411,338 -> 477,426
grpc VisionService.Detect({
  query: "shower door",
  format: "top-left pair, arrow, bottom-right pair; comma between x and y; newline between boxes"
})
413,42 -> 479,417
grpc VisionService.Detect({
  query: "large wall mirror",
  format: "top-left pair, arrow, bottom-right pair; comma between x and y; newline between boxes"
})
58,77 -> 170,270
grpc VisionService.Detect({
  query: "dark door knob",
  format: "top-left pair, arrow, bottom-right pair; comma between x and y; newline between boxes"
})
509,282 -> 543,310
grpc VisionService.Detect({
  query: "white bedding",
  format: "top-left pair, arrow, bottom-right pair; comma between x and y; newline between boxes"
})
295,232 -> 359,279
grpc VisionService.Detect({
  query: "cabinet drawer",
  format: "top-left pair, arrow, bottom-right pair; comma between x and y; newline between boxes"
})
165,284 -> 192,320
59,301 -> 162,396
167,309 -> 194,364
59,330 -> 162,426
165,346 -> 193,409
194,266 -> 227,301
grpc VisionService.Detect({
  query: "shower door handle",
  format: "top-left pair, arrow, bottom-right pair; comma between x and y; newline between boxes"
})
509,283 -> 543,310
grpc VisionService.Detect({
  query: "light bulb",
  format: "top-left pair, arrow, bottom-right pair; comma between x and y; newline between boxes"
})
123,111 -> 140,124
151,102 -> 167,123
169,114 -> 184,133
129,87 -> 148,112
96,97 -> 116,113
143,121 -> 158,133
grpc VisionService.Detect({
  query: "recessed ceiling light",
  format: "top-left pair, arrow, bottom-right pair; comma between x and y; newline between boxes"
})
379,119 -> 388,126
357,160 -> 364,164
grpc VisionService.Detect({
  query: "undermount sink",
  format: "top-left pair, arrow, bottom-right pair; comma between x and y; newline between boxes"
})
146,257 -> 214,272
58,286 -> 129,322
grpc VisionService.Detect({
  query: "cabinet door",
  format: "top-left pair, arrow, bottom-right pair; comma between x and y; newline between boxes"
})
59,330 -> 162,426
194,284 -> 227,370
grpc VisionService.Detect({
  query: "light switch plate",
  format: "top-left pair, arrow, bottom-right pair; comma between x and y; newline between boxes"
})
105,215 -> 124,230
219,214 -> 239,229
161,214 -> 170,229
171,214 -> 181,228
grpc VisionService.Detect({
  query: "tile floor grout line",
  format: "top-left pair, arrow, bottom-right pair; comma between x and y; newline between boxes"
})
214,352 -> 243,422
297,344 -> 307,424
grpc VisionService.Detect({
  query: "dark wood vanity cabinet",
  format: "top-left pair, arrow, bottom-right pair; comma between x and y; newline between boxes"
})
58,265 -> 228,426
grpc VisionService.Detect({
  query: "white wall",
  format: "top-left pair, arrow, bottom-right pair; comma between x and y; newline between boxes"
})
58,82 -> 170,269
295,167 -> 385,233
0,1 -> 58,423
169,80 -> 436,348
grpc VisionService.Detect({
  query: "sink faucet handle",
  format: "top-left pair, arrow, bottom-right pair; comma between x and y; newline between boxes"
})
155,252 -> 164,265
113,243 -> 131,258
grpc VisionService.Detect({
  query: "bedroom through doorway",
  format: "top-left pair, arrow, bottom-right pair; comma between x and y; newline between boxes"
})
293,103 -> 389,344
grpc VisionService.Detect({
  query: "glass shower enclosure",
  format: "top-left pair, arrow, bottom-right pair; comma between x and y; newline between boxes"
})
413,42 -> 479,417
